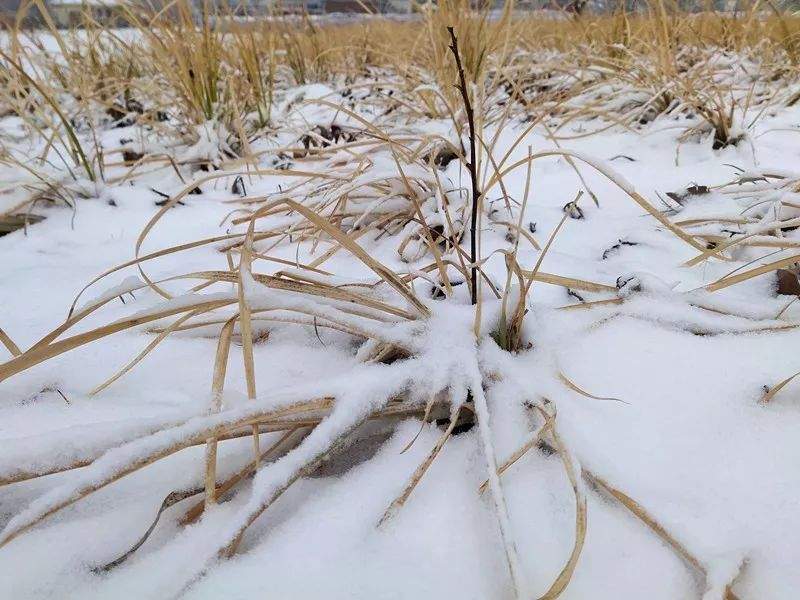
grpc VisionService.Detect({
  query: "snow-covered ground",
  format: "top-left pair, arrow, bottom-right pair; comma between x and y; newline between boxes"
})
1,50 -> 800,599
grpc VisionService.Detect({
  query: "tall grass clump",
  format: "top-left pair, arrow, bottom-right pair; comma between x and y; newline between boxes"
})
1,3 -> 799,598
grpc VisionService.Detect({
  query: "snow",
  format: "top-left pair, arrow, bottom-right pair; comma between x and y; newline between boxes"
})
2,34 -> 800,600
75,275 -> 144,315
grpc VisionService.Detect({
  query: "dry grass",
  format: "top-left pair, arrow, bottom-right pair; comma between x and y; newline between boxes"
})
0,2 -> 799,597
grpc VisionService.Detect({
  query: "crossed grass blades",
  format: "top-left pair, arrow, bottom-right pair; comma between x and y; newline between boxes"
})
1,3 -> 799,598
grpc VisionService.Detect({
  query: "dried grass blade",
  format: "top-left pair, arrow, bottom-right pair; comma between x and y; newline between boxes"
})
238,228 -> 261,469
205,316 -> 237,506
90,309 -> 204,396
280,199 -> 430,317
478,420 -> 549,495
584,469 -> 703,571
705,254 -> 800,292
536,416 -> 587,600
0,327 -> 21,356
0,298 -> 235,384
378,412 -> 457,527
489,150 -> 706,251
0,397 -> 334,548
761,370 -> 800,403
524,272 -> 617,294
559,373 -> 625,403
220,410 -> 372,557
586,468 -> 745,600
189,427 -> 309,526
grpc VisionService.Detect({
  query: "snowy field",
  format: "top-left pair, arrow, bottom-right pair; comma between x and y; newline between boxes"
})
1,17 -> 800,600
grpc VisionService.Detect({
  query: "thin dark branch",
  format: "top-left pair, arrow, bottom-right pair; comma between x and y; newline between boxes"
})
447,26 -> 480,306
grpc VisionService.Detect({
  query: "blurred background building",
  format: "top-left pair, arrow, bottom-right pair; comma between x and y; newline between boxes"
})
0,0 -> 791,28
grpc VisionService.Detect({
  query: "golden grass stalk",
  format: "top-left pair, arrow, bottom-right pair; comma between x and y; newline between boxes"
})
583,469 -> 742,600
378,406 -> 460,527
204,315 -> 236,507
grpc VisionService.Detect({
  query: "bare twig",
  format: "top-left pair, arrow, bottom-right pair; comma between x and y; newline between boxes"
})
448,26 -> 480,306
